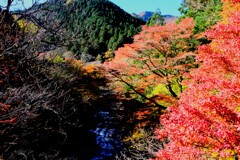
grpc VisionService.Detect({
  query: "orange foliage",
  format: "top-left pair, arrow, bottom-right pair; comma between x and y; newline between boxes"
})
83,65 -> 95,74
220,0 -> 240,23
105,18 -> 196,105
156,0 -> 240,159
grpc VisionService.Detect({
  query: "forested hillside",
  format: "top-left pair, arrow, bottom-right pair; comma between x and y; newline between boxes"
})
35,0 -> 144,59
0,0 -> 239,159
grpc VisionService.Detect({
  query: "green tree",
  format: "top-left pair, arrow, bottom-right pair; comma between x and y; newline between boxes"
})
103,49 -> 114,62
49,0 -> 144,58
178,0 -> 222,34
146,10 -> 165,26
96,54 -> 103,63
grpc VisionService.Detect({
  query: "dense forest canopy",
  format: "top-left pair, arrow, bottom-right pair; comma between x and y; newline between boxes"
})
155,0 -> 240,159
35,0 -> 144,60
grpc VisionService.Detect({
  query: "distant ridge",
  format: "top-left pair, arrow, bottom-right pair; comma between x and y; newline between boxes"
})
132,11 -> 178,23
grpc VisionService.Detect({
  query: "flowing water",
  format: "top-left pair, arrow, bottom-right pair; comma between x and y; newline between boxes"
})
91,110 -> 123,160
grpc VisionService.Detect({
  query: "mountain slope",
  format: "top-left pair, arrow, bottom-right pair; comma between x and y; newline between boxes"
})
38,0 -> 144,59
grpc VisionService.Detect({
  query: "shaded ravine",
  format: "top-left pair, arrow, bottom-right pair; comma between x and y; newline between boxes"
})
91,110 -> 123,159
90,90 -> 124,160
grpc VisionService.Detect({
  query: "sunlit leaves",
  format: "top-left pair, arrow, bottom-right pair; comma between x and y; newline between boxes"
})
156,0 -> 240,159
105,18 -> 196,107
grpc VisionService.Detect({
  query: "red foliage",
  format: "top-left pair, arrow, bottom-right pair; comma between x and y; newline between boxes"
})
105,18 -> 196,105
224,0 -> 240,2
0,58 -> 21,125
0,58 -> 20,89
0,102 -> 16,124
155,0 -> 240,159
0,117 -> 16,124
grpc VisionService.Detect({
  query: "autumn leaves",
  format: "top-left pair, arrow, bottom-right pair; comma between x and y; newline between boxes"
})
105,18 -> 197,108
104,0 -> 240,159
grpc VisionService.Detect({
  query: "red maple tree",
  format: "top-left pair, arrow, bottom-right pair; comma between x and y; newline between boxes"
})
155,0 -> 240,159
105,18 -> 197,107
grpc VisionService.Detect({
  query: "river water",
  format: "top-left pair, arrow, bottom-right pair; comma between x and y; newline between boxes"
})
91,110 -> 123,160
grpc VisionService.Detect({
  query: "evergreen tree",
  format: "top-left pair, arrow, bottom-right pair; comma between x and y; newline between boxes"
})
40,0 -> 145,59
146,9 -> 165,26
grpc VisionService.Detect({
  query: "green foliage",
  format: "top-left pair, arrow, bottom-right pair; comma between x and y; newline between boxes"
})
45,0 -> 144,58
96,54 -> 103,63
17,19 -> 39,33
52,55 -> 66,63
103,49 -> 114,62
150,81 -> 187,101
151,84 -> 172,96
178,0 -> 222,34
146,11 -> 165,26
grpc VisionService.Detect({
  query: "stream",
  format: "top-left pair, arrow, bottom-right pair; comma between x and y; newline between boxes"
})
91,109 -> 123,160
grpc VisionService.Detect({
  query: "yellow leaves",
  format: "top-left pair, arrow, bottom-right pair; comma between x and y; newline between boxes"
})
220,0 -> 240,23
13,15 -> 40,34
211,149 -> 238,159
234,106 -> 240,112
210,41 -> 222,53
124,131 -> 145,149
17,19 -> 38,33
68,59 -> 84,72
209,89 -> 220,95
124,129 -> 146,144
82,64 -> 105,79
151,83 -> 170,96
65,0 -> 75,5
104,49 -> 114,62
130,130 -> 145,141
151,81 -> 183,97
52,55 -> 66,63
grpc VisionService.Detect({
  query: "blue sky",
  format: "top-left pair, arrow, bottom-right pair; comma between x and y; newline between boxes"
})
1,0 -> 182,16
110,0 -> 182,16
0,0 -> 46,10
